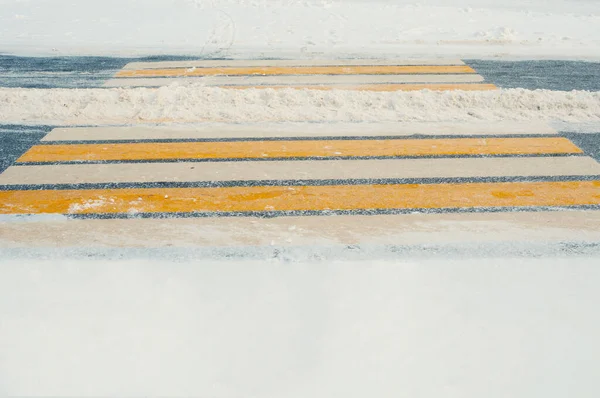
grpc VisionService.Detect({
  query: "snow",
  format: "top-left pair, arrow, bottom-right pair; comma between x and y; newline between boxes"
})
1,0 -> 599,124
0,0 -> 599,59
2,2 -> 600,395
1,85 -> 599,125
1,256 -> 600,397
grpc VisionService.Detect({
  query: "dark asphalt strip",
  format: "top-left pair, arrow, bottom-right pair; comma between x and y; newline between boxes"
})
0,56 -> 130,88
465,60 -> 600,91
0,55 -> 218,88
62,204 -> 600,220
0,125 -> 51,173
2,175 -> 599,192
563,133 -> 600,162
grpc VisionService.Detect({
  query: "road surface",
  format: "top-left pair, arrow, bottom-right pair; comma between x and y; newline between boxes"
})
1,57 -> 599,398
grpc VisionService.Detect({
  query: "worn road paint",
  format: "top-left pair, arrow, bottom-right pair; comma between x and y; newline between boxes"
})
17,137 -> 582,163
1,180 -> 599,216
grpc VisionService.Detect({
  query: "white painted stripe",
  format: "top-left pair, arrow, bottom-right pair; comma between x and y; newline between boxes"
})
122,59 -> 466,70
1,157 -> 598,186
103,74 -> 484,88
42,122 -> 558,142
1,211 -> 599,248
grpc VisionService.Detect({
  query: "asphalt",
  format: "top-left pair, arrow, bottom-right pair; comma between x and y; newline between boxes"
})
565,132 -> 600,161
1,55 -> 600,90
466,59 -> 600,91
0,55 -> 198,88
0,124 -> 51,173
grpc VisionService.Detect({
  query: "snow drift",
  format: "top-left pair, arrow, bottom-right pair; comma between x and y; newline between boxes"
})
1,85 -> 599,125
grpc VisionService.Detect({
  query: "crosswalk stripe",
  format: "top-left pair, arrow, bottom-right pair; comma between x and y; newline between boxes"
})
115,65 -> 476,78
2,157 -> 599,186
1,181 -> 599,216
103,73 -> 484,87
122,59 -> 467,70
17,137 -> 582,163
42,122 -> 559,142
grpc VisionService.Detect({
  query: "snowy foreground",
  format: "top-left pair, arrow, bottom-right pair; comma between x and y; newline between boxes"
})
1,0 -> 600,59
1,257 -> 600,397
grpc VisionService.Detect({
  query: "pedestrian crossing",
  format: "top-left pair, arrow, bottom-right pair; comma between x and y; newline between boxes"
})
1,122 -> 599,219
1,59 -> 599,250
104,58 -> 497,90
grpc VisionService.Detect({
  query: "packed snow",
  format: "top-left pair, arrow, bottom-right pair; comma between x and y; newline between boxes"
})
1,257 -> 600,397
2,85 -> 600,125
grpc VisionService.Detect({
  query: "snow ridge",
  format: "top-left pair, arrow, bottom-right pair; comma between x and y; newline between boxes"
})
1,85 -> 599,125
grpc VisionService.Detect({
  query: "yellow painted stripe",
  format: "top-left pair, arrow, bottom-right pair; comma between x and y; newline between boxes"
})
115,65 -> 476,78
17,137 -> 582,163
1,181 -> 599,215
222,83 -> 498,91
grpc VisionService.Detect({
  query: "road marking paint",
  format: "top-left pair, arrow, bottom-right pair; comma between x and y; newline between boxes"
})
17,137 -> 583,163
116,65 -> 476,78
103,73 -> 484,87
42,122 -> 558,142
109,60 -> 490,92
2,211 -> 599,248
1,181 -> 599,215
122,59 -> 466,70
2,157 -> 599,186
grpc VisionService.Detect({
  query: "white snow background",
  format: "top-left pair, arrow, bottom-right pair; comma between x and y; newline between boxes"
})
1,0 -> 599,59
